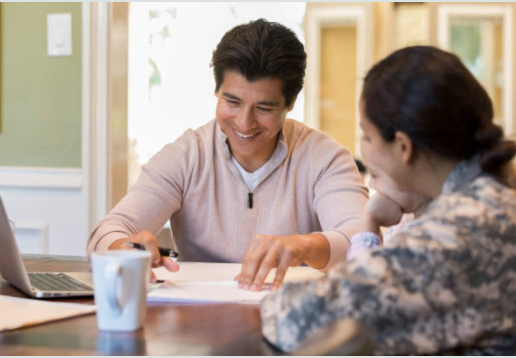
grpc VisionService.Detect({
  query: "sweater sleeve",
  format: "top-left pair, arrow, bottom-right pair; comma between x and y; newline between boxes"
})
86,130 -> 197,255
309,133 -> 369,270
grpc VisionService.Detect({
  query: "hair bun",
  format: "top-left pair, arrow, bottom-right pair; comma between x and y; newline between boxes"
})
474,124 -> 503,150
480,140 -> 516,172
474,124 -> 516,171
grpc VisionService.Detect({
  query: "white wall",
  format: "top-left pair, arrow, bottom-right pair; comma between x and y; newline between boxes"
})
0,167 -> 89,256
0,4 -> 109,258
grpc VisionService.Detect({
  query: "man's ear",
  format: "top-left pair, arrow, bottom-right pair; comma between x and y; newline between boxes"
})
394,131 -> 413,164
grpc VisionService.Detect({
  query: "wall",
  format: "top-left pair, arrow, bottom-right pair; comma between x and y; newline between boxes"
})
306,2 -> 516,149
0,2 -> 82,167
0,3 -> 87,257
110,3 -> 129,208
429,2 -> 516,140
319,26 -> 357,154
304,2 -> 374,155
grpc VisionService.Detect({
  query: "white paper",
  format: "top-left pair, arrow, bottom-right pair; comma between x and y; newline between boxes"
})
0,295 -> 96,332
147,262 -> 324,304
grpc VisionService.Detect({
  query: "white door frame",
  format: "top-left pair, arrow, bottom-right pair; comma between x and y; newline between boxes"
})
305,5 -> 374,155
438,4 -> 514,136
82,3 -> 111,232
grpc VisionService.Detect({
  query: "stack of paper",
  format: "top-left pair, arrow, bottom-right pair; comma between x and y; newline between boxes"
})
148,262 -> 324,304
0,295 -> 96,332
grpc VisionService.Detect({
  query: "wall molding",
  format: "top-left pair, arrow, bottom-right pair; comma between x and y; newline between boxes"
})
438,4 -> 514,137
1,186 -> 88,256
82,3 -> 111,232
14,222 -> 50,255
305,5 -> 374,156
0,167 -> 82,189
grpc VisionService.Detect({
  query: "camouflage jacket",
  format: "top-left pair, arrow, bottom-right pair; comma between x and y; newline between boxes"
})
261,157 -> 516,355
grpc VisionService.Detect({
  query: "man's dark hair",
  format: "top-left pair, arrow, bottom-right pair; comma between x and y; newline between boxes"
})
354,158 -> 367,174
362,45 -> 516,173
211,18 -> 307,108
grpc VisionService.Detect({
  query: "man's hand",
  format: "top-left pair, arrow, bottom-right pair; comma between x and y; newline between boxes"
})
235,233 -> 329,292
109,230 -> 180,282
359,193 -> 404,234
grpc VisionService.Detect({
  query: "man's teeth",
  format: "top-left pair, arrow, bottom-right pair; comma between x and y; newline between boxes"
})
236,131 -> 259,139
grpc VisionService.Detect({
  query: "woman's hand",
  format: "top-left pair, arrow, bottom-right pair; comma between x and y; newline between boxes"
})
359,193 -> 404,234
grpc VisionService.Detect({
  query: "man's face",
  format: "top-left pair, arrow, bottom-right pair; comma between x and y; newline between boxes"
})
215,71 -> 292,172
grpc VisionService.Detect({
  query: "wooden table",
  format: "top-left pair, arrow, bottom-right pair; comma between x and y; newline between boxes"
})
0,257 -> 278,355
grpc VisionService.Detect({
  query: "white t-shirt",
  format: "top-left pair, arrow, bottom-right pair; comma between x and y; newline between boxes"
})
231,156 -> 268,192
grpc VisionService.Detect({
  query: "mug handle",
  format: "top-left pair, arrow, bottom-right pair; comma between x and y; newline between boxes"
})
105,263 -> 123,316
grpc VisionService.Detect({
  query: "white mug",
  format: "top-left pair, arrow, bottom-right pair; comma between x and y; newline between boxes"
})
91,250 -> 152,331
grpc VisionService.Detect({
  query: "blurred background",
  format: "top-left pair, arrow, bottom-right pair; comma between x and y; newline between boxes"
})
1,2 -> 515,255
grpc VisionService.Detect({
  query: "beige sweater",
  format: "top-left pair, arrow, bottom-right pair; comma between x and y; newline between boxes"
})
87,119 -> 368,269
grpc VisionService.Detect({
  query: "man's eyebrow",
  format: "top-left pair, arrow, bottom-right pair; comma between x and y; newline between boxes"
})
221,92 -> 281,107
222,92 -> 241,101
256,100 -> 280,107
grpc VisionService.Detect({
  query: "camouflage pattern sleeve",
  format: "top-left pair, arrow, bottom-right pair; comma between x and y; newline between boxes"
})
261,172 -> 516,354
262,239 -> 460,354
346,231 -> 382,260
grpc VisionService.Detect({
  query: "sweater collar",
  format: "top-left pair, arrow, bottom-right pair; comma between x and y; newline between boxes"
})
216,120 -> 288,188
216,120 -> 287,161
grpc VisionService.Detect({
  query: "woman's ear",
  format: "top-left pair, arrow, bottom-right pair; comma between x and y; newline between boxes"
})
394,131 -> 413,164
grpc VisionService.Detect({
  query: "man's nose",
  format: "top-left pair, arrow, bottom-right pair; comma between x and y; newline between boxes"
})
236,106 -> 255,130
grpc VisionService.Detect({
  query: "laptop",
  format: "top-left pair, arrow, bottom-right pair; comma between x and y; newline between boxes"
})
0,197 -> 94,298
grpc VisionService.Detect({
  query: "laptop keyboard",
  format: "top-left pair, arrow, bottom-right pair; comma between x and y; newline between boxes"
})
28,273 -> 92,292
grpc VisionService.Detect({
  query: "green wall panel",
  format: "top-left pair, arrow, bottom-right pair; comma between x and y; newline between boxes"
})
0,3 -> 82,167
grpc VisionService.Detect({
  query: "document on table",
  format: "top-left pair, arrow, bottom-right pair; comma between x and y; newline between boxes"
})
0,295 -> 96,332
147,262 -> 325,304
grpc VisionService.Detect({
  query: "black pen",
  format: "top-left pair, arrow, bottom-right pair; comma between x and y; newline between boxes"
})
125,241 -> 179,259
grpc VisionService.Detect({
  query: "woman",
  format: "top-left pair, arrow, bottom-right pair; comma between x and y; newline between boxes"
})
260,46 -> 516,355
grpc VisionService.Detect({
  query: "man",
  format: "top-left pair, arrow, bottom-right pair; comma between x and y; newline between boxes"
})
87,19 -> 368,290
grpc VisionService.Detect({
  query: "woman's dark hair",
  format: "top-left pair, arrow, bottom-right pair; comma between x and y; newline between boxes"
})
362,45 -> 516,173
211,18 -> 307,108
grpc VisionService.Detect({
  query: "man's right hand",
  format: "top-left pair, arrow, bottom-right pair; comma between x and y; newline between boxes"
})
109,230 -> 180,281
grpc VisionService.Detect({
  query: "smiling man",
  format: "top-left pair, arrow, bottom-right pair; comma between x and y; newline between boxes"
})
87,19 -> 368,289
